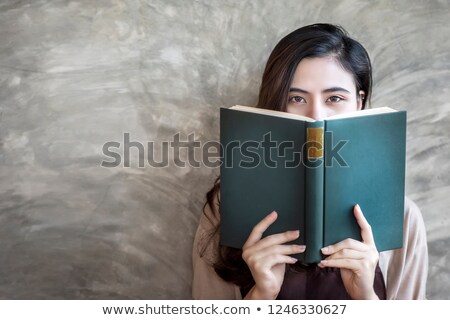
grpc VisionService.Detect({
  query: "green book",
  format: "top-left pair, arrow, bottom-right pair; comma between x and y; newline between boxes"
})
220,105 -> 406,263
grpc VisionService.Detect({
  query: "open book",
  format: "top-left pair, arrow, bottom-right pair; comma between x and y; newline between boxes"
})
219,105 -> 406,263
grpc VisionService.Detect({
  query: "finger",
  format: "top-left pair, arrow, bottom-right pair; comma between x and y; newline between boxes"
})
272,254 -> 300,266
251,244 -> 306,260
318,258 -> 360,271
243,211 -> 278,248
321,238 -> 367,255
263,254 -> 299,267
354,204 -> 375,246
323,248 -> 365,260
252,254 -> 299,270
250,229 -> 300,251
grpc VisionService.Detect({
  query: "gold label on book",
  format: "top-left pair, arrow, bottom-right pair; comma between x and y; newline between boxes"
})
306,127 -> 324,159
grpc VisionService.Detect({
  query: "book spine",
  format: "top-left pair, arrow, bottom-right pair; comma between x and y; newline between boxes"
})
304,121 -> 325,263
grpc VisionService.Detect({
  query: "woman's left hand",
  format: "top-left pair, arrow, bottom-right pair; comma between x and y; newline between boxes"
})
318,204 -> 380,300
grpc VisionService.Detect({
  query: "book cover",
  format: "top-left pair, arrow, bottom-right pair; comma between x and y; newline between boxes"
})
219,105 -> 406,263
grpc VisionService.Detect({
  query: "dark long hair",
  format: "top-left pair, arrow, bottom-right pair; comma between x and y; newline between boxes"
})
199,23 -> 373,290
258,23 -> 372,111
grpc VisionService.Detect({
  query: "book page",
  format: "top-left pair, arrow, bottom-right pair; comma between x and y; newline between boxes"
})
325,107 -> 397,120
230,105 -> 316,122
229,105 -> 398,121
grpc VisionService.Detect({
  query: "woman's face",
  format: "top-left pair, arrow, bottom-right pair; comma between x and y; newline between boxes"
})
287,56 -> 364,120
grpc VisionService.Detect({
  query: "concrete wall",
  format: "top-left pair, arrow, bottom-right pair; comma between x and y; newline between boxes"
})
0,0 -> 448,299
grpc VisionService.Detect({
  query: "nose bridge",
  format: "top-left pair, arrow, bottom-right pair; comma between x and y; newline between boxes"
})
309,95 -> 325,120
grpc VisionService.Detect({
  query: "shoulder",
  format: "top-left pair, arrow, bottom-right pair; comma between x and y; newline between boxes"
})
404,196 -> 422,222
194,182 -> 222,262
379,196 -> 427,257
200,184 -> 221,228
193,182 -> 241,299
379,196 -> 428,299
403,196 -> 427,245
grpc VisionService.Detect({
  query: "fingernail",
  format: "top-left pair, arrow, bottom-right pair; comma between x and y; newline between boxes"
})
356,204 -> 361,212
290,257 -> 298,263
297,245 -> 306,251
321,246 -> 329,253
320,260 -> 328,264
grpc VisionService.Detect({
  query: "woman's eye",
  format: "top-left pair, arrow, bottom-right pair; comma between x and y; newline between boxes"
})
327,96 -> 343,103
289,96 -> 306,103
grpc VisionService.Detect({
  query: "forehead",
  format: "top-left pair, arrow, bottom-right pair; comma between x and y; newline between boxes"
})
290,56 -> 356,92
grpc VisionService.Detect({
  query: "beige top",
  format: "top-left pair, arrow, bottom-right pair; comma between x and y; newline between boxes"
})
192,190 -> 428,299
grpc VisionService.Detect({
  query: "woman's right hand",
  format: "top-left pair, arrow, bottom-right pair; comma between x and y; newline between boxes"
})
242,210 -> 306,300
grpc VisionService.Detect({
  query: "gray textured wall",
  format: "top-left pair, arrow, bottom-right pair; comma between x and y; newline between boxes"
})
0,0 -> 448,299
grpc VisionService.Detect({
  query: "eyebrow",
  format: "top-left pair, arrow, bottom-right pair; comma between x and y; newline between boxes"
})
289,87 -> 352,94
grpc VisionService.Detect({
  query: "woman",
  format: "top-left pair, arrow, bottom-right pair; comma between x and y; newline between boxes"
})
192,23 -> 428,299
